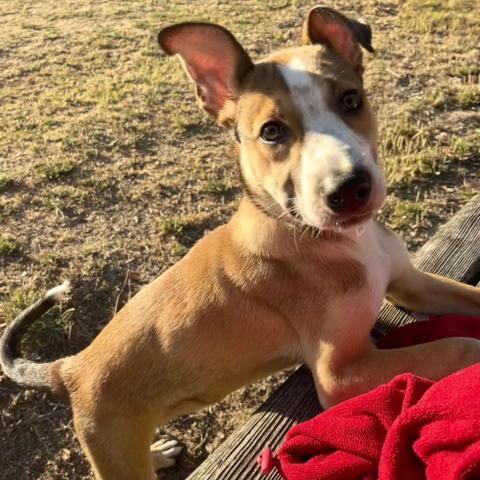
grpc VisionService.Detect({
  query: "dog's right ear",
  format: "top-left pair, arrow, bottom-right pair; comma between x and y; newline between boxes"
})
158,23 -> 254,127
302,7 -> 374,76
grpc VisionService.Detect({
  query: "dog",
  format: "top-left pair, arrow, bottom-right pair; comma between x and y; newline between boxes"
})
2,6 -> 480,480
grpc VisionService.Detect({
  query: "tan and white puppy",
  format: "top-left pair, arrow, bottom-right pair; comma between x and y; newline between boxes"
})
2,7 -> 480,480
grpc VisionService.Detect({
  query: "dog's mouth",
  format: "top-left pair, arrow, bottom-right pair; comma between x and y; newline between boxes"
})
326,212 -> 373,229
297,185 -> 386,233
281,208 -> 374,234
275,186 -> 385,234
281,200 -> 381,234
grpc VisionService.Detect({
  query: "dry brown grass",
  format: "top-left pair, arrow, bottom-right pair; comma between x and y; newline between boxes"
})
0,1 -> 479,479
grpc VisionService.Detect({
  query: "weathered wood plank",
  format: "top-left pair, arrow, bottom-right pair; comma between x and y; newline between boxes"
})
187,366 -> 317,480
187,194 -> 480,480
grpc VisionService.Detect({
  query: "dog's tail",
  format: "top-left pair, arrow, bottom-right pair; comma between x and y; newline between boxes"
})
0,281 -> 70,396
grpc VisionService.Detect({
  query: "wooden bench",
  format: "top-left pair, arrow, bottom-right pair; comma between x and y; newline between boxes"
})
187,194 -> 480,480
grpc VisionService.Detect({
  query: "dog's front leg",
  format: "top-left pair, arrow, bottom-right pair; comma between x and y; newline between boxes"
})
377,224 -> 480,317
309,336 -> 480,408
387,267 -> 480,317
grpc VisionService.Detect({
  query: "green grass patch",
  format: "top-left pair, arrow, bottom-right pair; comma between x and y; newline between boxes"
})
41,186 -> 87,213
36,251 -> 64,268
391,201 -> 425,230
0,174 -> 15,191
453,65 -> 480,78
0,236 -> 20,256
36,160 -> 76,181
457,86 -> 480,108
157,217 -> 186,238
81,177 -> 115,192
406,88 -> 452,113
450,136 -> 477,157
156,212 -> 214,245
201,179 -> 232,195
380,115 -> 446,184
170,242 -> 188,259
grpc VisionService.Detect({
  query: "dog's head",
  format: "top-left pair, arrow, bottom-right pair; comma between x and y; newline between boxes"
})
158,7 -> 386,231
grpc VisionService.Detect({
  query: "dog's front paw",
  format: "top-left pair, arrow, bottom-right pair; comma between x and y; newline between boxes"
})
151,439 -> 182,470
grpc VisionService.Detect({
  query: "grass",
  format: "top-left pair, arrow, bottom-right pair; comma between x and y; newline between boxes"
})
399,0 -> 479,34
0,236 -> 20,257
0,174 -> 15,191
41,186 -> 88,214
36,251 -> 65,268
390,201 -> 425,231
0,1 -> 479,479
376,0 -> 480,190
450,136 -> 477,157
457,86 -> 480,108
201,179 -> 233,196
379,113 -> 447,184
157,212 -> 215,246
36,160 -> 77,181
157,217 -> 185,238
170,242 -> 188,259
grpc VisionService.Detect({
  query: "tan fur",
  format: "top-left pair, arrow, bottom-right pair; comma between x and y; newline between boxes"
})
54,195 -> 480,479
6,11 -> 480,480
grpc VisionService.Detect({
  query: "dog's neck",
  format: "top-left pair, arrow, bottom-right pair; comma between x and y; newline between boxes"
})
230,195 -> 363,261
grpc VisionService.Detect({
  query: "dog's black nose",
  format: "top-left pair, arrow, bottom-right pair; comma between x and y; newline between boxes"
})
326,168 -> 372,214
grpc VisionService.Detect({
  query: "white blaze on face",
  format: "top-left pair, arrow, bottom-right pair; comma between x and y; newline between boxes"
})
278,56 -> 373,226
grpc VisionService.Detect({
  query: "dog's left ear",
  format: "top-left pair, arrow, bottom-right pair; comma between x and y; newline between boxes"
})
302,7 -> 374,76
158,23 -> 254,127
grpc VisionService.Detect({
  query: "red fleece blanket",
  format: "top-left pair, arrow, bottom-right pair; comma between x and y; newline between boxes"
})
262,315 -> 480,480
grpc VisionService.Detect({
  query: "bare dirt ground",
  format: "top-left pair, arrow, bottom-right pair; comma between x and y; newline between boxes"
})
1,0 -> 479,478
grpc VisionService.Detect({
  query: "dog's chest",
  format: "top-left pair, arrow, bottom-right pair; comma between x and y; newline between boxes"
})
347,225 -> 392,300
283,226 -> 391,324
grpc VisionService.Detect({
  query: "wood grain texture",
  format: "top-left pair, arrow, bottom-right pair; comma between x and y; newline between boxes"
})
187,366 -> 317,480
187,195 -> 480,480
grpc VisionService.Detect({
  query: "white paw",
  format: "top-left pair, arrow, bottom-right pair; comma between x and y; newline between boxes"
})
151,439 -> 182,470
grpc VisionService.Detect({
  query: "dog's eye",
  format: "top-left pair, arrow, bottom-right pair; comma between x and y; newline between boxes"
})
260,121 -> 288,144
340,90 -> 362,113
